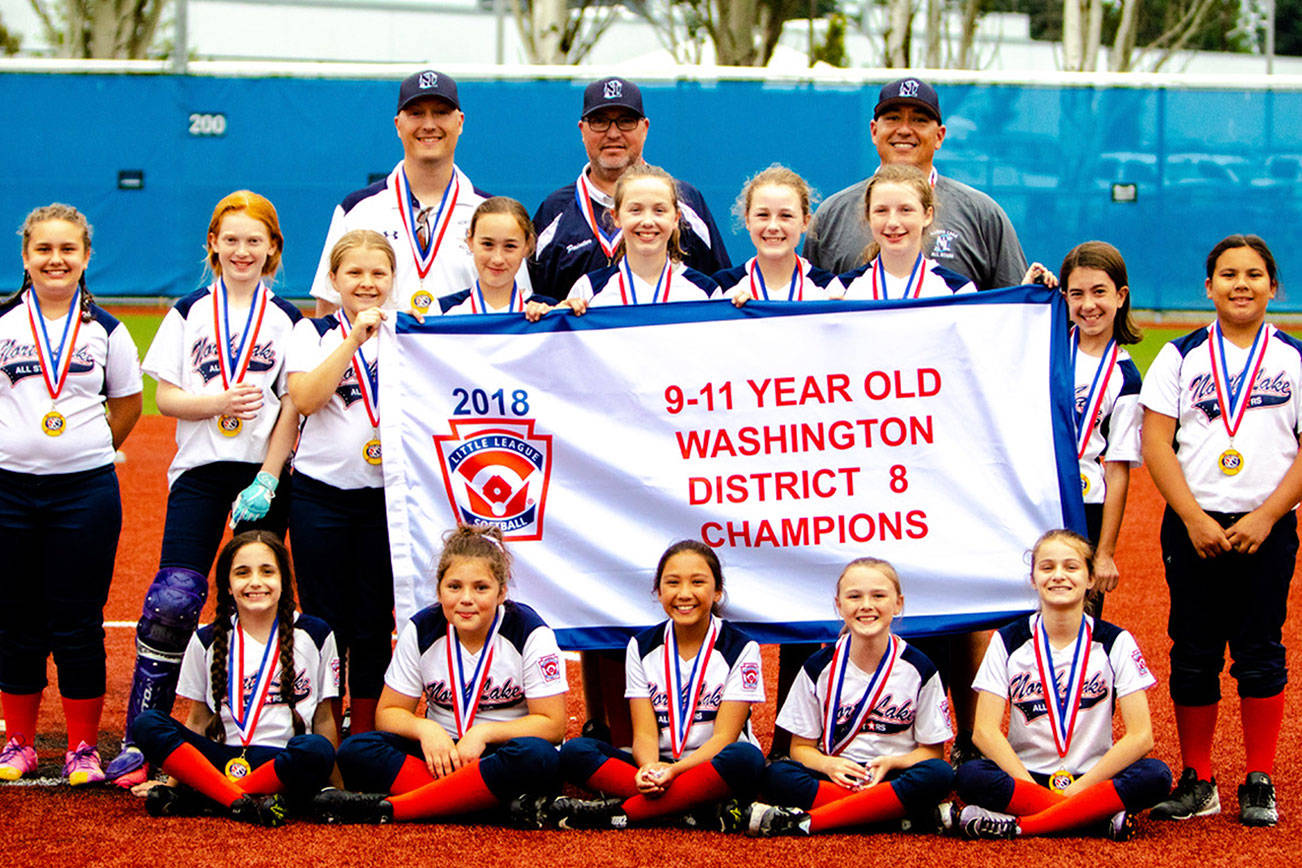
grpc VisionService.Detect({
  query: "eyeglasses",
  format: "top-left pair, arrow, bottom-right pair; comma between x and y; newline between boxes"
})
585,116 -> 641,132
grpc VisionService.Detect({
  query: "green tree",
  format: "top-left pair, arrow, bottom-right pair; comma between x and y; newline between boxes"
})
1274,0 -> 1302,55
28,0 -> 168,58
0,13 -> 21,54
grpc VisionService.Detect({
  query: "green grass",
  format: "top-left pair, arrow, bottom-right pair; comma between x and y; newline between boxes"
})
113,310 -> 163,415
1130,323 -> 1302,376
1128,328 -> 1183,376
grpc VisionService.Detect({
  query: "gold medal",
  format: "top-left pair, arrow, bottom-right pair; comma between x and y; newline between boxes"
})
1219,448 -> 1243,476
224,754 -> 252,781
410,289 -> 433,315
1049,768 -> 1075,792
217,414 -> 243,437
363,438 -> 383,465
1080,474 -> 1090,496
41,409 -> 66,437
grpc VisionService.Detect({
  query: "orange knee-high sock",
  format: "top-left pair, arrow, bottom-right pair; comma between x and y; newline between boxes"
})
585,758 -> 639,798
1173,703 -> 1218,779
807,781 -> 906,832
349,699 -> 378,735
238,759 -> 284,795
810,780 -> 856,809
1242,693 -> 1286,775
390,755 -> 437,794
160,743 -> 245,807
61,696 -> 103,749
623,763 -> 729,822
1007,778 -> 1065,815
387,760 -> 499,821
1016,780 -> 1124,837
1,691 -> 42,745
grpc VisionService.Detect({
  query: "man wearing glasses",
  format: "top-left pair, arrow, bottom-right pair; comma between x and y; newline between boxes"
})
311,69 -> 513,316
529,76 -> 731,299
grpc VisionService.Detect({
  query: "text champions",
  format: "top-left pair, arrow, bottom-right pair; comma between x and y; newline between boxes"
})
665,369 -> 940,549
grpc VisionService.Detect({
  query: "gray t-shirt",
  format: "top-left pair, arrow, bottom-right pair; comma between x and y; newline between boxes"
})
803,174 -> 1028,291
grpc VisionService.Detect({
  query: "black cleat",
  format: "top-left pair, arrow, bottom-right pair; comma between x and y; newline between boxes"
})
1238,772 -> 1278,827
506,793 -> 550,830
145,784 -> 209,818
746,804 -> 812,838
230,793 -> 289,827
1150,767 -> 1220,820
546,795 -> 628,830
311,789 -> 393,825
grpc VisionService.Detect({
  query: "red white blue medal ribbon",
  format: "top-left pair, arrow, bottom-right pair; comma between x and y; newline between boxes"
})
1071,328 -> 1119,460
576,173 -> 621,259
469,281 -> 523,314
663,616 -> 719,760
748,258 -> 804,301
446,606 -> 502,738
1031,615 -> 1092,760
395,168 -> 459,282
212,279 -> 268,391
821,634 -> 899,756
1208,321 -> 1271,441
24,287 -> 82,401
227,615 -> 280,748
337,313 -> 379,429
871,254 -> 926,300
618,258 -> 672,305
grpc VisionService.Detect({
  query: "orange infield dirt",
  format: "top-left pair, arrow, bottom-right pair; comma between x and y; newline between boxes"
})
5,414 -> 1301,866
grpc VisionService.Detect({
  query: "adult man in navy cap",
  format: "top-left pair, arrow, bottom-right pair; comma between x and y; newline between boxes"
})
310,69 -> 507,316
804,77 -> 1027,291
530,76 -> 731,298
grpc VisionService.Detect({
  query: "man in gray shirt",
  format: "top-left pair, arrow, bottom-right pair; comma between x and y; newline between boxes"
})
804,77 -> 1027,291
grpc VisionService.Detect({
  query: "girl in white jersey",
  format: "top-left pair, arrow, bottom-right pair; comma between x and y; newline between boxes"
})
443,197 -> 554,316
1141,234 -> 1302,827
743,558 -> 954,836
559,164 -> 718,312
714,166 -> 842,304
838,165 -> 976,301
0,204 -> 142,785
549,540 -> 766,830
316,525 -> 567,825
131,531 -> 339,826
1057,242 -> 1143,618
286,230 -> 396,738
955,529 -> 1170,840
108,191 -> 304,787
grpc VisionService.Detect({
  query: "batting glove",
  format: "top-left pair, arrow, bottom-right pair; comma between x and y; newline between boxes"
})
230,471 -> 279,527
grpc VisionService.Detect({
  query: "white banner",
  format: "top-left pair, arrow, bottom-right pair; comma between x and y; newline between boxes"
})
381,287 -> 1083,649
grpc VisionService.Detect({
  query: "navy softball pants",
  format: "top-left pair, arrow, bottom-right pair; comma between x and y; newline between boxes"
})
0,465 -> 120,697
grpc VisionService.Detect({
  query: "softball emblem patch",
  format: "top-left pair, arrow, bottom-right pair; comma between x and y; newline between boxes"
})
434,418 -> 553,541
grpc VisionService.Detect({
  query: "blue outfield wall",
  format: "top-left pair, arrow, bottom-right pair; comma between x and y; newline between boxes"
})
4,71 -> 1302,310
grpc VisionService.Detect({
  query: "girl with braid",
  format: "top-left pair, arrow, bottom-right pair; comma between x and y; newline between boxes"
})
130,531 -> 339,826
0,204 -> 142,784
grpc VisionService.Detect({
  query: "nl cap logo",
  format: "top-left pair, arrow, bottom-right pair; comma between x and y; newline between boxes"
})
604,79 -> 623,100
900,79 -> 920,97
419,71 -> 438,89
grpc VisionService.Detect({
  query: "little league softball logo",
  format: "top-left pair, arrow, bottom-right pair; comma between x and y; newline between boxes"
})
433,418 -> 553,540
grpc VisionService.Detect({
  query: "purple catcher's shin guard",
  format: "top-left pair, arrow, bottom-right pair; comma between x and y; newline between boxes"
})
118,568 -> 208,748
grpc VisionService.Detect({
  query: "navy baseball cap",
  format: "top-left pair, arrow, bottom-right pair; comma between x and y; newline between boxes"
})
397,69 -> 460,113
874,78 -> 941,123
582,77 -> 644,119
